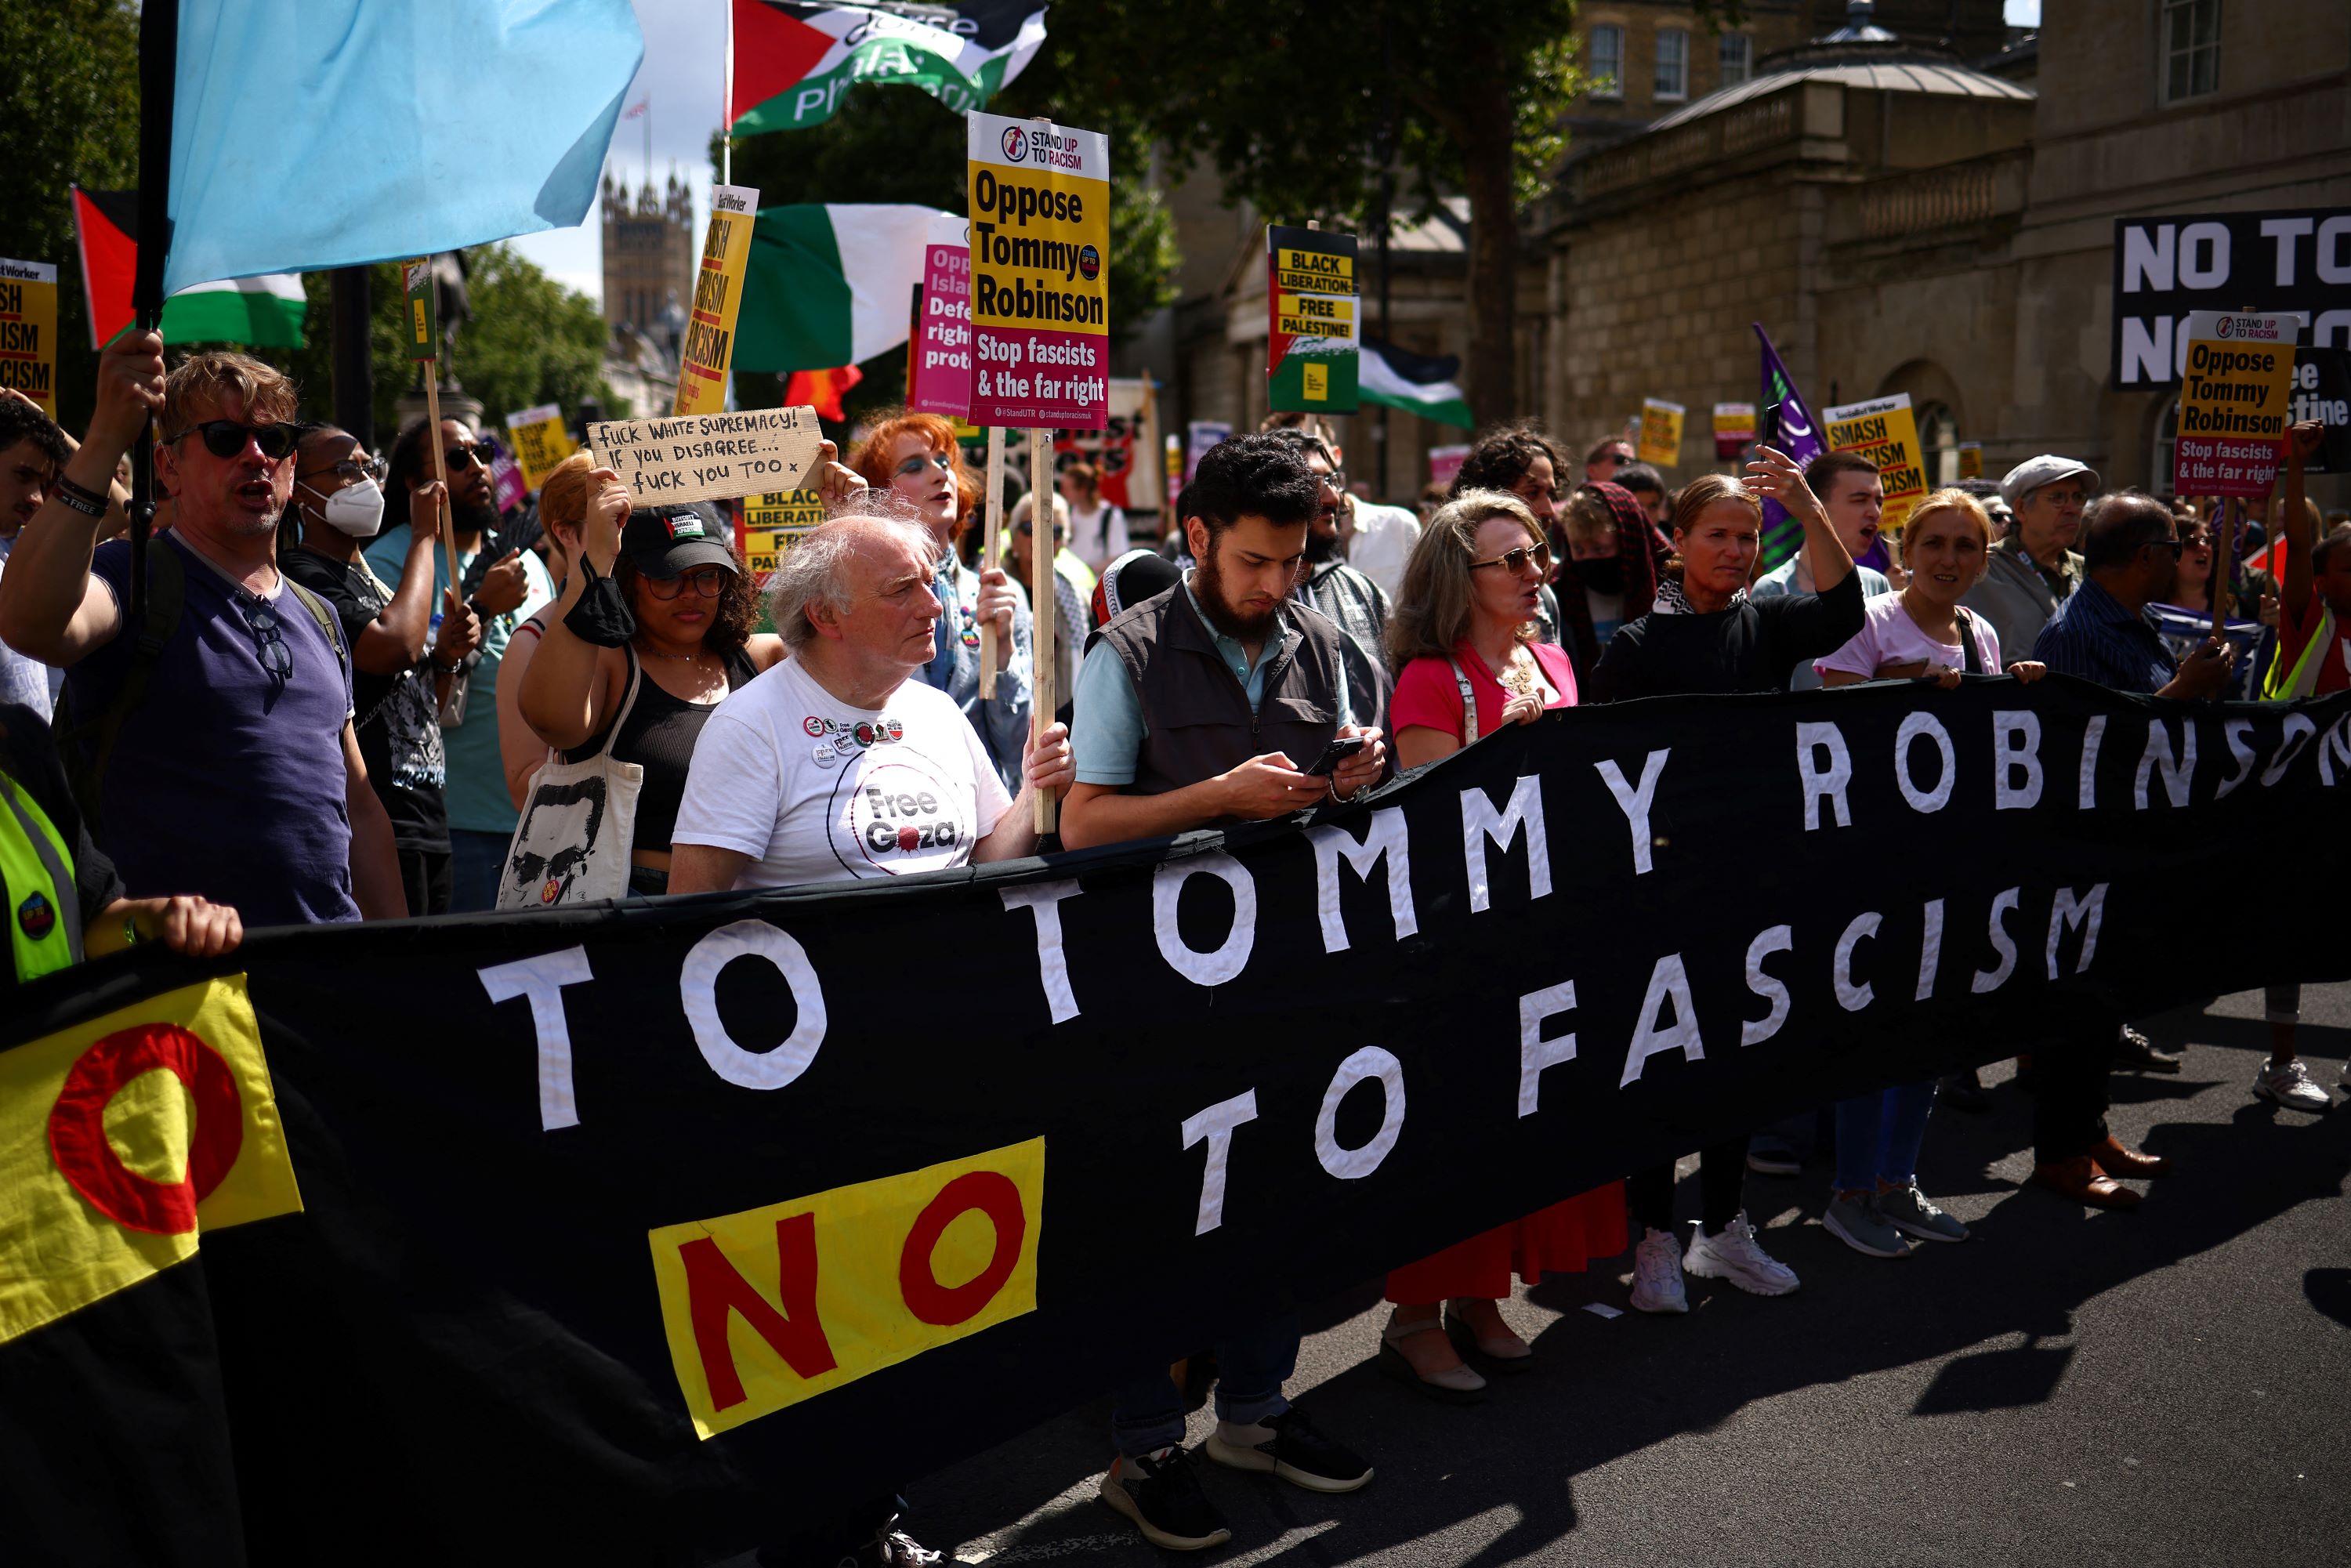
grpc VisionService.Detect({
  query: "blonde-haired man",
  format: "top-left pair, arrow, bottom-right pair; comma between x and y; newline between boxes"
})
0,329 -> 404,923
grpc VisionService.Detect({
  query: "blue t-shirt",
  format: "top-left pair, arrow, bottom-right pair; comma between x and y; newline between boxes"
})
67,532 -> 360,926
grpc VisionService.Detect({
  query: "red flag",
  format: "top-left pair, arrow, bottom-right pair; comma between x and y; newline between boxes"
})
784,364 -> 863,422
71,186 -> 141,349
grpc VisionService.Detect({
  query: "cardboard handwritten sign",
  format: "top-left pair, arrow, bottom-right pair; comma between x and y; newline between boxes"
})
587,407 -> 823,508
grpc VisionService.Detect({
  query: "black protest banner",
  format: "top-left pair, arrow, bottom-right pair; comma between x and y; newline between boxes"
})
2112,208 -> 2351,387
6,679 -> 2349,1564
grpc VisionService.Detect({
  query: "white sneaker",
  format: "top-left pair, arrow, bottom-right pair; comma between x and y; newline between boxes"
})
2254,1059 -> 2333,1114
1628,1226 -> 1688,1313
1683,1212 -> 1801,1296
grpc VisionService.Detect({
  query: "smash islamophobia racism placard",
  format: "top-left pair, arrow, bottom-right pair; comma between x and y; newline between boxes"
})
5,679 -> 2348,1561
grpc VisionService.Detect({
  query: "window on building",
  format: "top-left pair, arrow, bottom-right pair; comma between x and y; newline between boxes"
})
1918,404 -> 1961,487
1655,28 -> 1689,101
1588,24 -> 1624,99
2152,397 -> 2181,492
1719,32 -> 1752,87
2160,0 -> 2220,104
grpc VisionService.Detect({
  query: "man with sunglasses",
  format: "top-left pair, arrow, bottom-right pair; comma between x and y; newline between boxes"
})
283,424 -> 482,916
0,331 -> 406,925
1583,434 -> 1636,483
2020,491 -> 2233,1209
369,415 -> 553,911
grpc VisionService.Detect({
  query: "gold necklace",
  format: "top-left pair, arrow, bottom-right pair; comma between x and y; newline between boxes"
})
1491,645 -> 1538,698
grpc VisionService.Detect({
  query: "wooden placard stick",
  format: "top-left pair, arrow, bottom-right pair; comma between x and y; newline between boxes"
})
420,371 -> 463,617
1029,425 -> 1056,835
2211,493 -> 2240,644
980,425 -> 1008,697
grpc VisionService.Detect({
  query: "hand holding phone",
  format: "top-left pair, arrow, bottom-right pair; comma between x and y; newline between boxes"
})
1306,734 -> 1368,777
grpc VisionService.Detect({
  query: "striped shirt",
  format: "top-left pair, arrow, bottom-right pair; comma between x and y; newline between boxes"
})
2031,578 -> 2175,695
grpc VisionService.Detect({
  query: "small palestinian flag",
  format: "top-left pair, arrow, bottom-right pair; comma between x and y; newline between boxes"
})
729,1 -> 1048,136
71,187 -> 306,350
1359,339 -> 1474,430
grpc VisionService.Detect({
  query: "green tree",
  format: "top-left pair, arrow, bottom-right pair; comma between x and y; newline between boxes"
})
0,0 -> 141,433
716,73 -> 1179,429
1050,0 -> 1582,425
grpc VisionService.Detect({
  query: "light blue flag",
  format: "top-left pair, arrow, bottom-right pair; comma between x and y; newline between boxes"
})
163,0 -> 644,292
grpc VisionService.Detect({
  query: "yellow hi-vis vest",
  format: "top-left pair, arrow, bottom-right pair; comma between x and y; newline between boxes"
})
0,768 -> 82,983
2262,603 -> 2338,702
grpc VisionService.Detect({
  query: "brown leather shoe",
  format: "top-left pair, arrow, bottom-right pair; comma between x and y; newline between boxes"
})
2034,1155 -> 2143,1209
2094,1135 -> 2172,1178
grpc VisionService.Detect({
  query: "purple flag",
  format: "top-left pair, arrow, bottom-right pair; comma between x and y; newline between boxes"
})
1755,324 -> 1824,571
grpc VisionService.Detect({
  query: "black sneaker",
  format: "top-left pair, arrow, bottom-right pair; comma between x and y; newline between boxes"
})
2117,1024 -> 2183,1074
1205,1407 -> 1373,1494
1099,1446 -> 1232,1551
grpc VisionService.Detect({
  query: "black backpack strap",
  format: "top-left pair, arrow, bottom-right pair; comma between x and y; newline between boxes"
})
1954,605 -> 1987,676
58,536 -> 184,830
280,577 -> 353,686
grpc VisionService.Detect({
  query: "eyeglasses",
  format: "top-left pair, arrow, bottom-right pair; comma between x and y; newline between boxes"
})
644,565 -> 730,599
2150,537 -> 2185,559
164,419 -> 301,462
231,592 -> 294,678
1469,541 -> 1554,575
893,451 -> 955,478
296,454 -> 388,486
1016,521 -> 1067,539
444,439 -> 497,472
1598,451 -> 1632,467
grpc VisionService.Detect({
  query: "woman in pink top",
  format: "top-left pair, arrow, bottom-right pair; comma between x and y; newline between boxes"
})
1375,489 -> 1624,1401
1814,488 -> 2045,690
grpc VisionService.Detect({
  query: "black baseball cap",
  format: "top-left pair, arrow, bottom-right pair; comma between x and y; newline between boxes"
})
623,502 -> 738,578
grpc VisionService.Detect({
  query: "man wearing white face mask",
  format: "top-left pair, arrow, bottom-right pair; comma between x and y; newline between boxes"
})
281,424 -> 480,914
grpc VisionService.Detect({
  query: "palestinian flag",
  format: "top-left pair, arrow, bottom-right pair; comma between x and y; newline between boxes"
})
730,1 -> 1049,135
735,204 -> 954,372
72,187 -> 306,349
1360,339 -> 1474,430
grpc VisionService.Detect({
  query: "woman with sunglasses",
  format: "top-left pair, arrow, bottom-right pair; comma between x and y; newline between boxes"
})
1592,453 -> 1863,1313
1374,489 -> 1625,1399
518,469 -> 784,896
281,424 -> 482,915
1006,487 -> 1091,726
848,411 -> 1031,791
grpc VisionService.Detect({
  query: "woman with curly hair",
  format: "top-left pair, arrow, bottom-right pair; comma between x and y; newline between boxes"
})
848,408 -> 1033,791
517,462 -> 785,896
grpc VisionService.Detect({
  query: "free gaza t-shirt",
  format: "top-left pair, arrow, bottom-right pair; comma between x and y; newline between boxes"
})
672,657 -> 1012,889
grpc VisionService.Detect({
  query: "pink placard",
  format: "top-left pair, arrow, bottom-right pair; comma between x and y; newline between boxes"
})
971,327 -> 1108,430
909,242 -> 972,418
490,445 -> 527,511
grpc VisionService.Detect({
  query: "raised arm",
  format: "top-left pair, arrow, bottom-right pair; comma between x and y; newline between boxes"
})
0,331 -> 159,664
1746,444 -> 1852,596
518,469 -> 630,751
2277,419 -> 2325,623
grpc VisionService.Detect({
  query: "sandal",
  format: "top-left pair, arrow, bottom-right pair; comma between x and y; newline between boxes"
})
1444,1300 -> 1534,1374
1377,1313 -> 1486,1403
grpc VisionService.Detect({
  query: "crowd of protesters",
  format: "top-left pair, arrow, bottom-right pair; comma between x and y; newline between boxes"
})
2,326 -> 2346,1566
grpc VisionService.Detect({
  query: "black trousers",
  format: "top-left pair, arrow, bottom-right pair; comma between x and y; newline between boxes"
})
396,846 -> 452,918
1627,1135 -> 1751,1235
2031,1020 -> 2116,1164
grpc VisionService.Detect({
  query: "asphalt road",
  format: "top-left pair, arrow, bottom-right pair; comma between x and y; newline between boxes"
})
910,984 -> 2351,1567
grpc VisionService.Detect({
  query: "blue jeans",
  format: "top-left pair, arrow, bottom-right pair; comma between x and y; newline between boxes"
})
1834,1079 -> 1938,1193
1110,1313 -> 1299,1458
447,828 -> 509,914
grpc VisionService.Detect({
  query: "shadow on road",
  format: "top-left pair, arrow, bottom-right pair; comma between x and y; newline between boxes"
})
922,998 -> 2350,1566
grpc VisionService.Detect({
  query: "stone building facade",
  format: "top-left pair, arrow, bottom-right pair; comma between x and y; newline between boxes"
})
1538,0 -> 2351,508
600,170 -> 696,341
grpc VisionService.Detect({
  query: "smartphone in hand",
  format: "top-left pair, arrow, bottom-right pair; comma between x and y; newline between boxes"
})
1305,734 -> 1368,777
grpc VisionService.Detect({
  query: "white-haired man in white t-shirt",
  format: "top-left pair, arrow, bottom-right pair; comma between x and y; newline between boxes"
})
669,510 -> 1073,896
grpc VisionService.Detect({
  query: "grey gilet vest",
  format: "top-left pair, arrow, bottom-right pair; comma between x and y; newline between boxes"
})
1089,584 -> 1349,807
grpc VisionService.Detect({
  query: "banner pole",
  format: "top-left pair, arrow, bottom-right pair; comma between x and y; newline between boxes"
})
421,369 -> 462,610
1029,425 -> 1056,835
721,3 -> 734,185
980,425 -> 1007,697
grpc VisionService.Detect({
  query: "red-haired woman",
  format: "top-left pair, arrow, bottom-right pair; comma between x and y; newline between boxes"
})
849,410 -> 1032,790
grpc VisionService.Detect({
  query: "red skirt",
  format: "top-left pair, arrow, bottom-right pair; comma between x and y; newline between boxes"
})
1384,1181 -> 1628,1302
